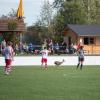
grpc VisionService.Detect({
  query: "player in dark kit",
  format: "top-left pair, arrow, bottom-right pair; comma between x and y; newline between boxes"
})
77,46 -> 84,70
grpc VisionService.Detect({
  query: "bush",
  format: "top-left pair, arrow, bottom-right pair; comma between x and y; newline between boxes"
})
8,21 -> 18,30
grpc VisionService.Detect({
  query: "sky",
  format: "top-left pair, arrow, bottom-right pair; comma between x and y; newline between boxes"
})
0,0 -> 54,26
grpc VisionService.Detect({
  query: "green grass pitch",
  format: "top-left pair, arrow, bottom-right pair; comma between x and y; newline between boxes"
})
0,66 -> 100,100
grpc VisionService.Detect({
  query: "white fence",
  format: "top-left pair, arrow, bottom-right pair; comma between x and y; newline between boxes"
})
0,56 -> 100,66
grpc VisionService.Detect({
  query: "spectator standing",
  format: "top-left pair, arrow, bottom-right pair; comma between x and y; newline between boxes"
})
28,42 -> 33,53
19,42 -> 23,54
1,39 -> 6,52
55,42 -> 59,54
15,44 -> 19,55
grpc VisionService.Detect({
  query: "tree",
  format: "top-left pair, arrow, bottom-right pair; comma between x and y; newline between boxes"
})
7,9 -> 17,18
53,1 -> 86,33
82,0 -> 100,24
38,0 -> 54,36
95,0 -> 100,24
23,23 -> 48,44
23,1 -> 54,44
0,9 -> 17,18
63,2 -> 86,24
53,0 -> 64,8
40,0 -> 52,26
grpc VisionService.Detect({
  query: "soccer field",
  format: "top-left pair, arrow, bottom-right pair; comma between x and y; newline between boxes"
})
0,66 -> 100,100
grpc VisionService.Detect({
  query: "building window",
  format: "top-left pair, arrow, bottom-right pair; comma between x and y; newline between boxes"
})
90,37 -> 94,44
84,37 -> 95,45
84,37 -> 89,45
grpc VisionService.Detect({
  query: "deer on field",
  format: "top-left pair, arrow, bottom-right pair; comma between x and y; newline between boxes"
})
54,59 -> 65,66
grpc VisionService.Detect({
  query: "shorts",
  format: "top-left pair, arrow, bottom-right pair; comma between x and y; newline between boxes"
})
5,59 -> 12,67
41,58 -> 47,63
79,57 -> 84,62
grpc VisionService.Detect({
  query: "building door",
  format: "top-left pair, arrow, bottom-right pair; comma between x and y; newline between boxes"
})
68,36 -> 71,46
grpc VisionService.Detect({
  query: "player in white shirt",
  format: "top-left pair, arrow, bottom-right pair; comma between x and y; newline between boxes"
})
3,41 -> 14,75
41,47 -> 50,69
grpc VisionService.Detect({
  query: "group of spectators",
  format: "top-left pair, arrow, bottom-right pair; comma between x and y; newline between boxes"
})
0,40 -> 41,55
12,42 -> 41,55
42,38 -> 77,55
0,38 -> 78,55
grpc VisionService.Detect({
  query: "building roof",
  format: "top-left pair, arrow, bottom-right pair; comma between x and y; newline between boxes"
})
67,24 -> 100,36
0,18 -> 26,32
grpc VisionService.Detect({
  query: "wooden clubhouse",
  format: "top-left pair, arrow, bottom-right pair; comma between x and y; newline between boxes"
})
63,24 -> 100,54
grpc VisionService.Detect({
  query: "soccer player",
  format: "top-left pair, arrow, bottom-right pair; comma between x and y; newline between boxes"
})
77,46 -> 84,70
3,41 -> 14,75
40,47 -> 50,69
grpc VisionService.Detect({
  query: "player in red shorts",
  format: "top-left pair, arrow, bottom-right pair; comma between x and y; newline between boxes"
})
40,47 -> 50,69
3,41 -> 14,75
